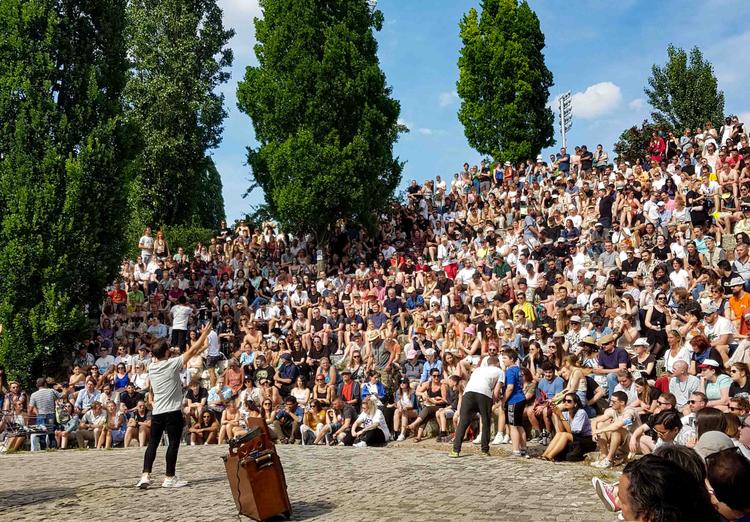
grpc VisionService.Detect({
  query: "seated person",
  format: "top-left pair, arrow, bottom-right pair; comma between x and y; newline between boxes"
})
590,391 -> 637,469
527,362 -> 564,445
124,400 -> 151,448
189,411 -> 219,445
351,395 -> 390,447
299,400 -> 327,445
273,396 -> 303,444
541,393 -> 595,462
75,401 -> 108,449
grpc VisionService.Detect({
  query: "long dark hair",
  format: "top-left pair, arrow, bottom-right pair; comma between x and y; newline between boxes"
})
564,392 -> 582,421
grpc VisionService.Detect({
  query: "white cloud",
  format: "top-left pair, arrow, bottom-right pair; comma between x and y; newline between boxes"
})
418,128 -> 433,136
439,91 -> 459,107
397,118 -> 411,130
218,0 -> 262,59
570,82 -> 622,119
628,98 -> 645,111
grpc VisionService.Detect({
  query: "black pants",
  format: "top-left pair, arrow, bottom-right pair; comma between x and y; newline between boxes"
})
453,391 -> 492,453
143,410 -> 184,476
171,329 -> 187,352
356,429 -> 386,447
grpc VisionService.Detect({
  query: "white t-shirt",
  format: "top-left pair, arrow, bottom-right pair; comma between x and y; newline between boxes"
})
148,355 -> 184,415
139,235 -> 154,258
464,365 -> 504,398
95,355 -> 115,374
357,408 -> 390,440
205,330 -> 220,357
171,304 -> 192,330
704,316 -> 735,341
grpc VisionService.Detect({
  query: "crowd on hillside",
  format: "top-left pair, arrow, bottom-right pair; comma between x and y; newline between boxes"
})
2,115 -> 750,519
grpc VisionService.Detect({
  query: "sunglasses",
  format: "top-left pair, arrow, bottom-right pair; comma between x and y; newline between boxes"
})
730,369 -> 740,374
562,399 -> 574,404
687,399 -> 702,404
657,401 -> 670,406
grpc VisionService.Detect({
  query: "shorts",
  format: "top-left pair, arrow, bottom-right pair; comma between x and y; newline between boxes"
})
505,399 -> 526,427
206,355 -> 224,369
111,428 -> 126,444
441,407 -> 455,419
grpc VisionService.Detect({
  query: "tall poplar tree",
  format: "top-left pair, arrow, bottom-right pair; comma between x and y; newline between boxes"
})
237,0 -> 403,240
457,0 -> 554,163
126,0 -> 233,229
0,0 -> 131,381
645,45 -> 725,131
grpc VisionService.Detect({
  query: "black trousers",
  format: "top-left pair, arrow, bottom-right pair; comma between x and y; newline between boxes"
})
453,391 -> 492,453
171,329 -> 187,352
143,409 -> 184,476
356,429 -> 386,447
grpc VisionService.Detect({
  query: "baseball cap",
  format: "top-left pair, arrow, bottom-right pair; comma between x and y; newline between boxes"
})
633,338 -> 650,347
570,315 -> 581,323
694,431 -> 735,460
701,302 -> 719,314
698,358 -> 720,369
407,349 -> 418,359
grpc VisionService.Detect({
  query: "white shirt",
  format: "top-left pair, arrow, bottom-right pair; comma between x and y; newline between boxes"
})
205,330 -> 220,357
356,409 -> 390,440
464,365 -> 504,398
171,304 -> 193,330
704,316 -> 735,342
139,235 -> 154,258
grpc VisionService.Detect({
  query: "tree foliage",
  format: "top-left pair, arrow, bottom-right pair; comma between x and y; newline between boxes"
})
457,0 -> 554,164
0,0 -> 131,382
237,0 -> 403,241
125,0 -> 232,229
613,120 -> 670,165
645,45 -> 725,131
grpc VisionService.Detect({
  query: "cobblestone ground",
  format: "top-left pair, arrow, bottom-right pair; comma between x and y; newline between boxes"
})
0,442 -> 617,521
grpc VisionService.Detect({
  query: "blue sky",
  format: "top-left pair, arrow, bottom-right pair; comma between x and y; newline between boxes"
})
215,0 -> 750,221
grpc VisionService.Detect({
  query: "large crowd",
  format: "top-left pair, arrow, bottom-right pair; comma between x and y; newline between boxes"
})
2,115 -> 750,519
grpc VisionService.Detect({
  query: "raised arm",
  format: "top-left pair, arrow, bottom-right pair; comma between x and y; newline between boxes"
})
182,322 -> 213,366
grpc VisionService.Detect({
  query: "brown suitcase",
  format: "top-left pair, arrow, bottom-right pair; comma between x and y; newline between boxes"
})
223,419 -> 292,521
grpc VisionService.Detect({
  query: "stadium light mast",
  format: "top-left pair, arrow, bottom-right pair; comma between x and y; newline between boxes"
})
559,91 -> 572,149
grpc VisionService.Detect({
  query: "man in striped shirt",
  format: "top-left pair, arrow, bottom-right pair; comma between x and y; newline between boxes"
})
29,378 -> 61,450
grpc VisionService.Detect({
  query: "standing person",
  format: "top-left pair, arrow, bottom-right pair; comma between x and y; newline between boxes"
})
138,227 -> 154,264
503,349 -> 528,457
28,378 -> 62,451
448,356 -> 504,458
169,296 -> 194,353
136,322 -> 211,489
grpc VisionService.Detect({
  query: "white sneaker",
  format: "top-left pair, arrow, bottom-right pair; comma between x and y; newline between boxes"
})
472,433 -> 482,444
396,433 -> 406,442
136,476 -> 151,489
162,477 -> 188,488
353,441 -> 367,448
490,433 -> 503,446
591,457 -> 611,469
501,434 -> 511,444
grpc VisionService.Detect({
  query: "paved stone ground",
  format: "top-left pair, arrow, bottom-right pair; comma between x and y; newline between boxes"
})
0,443 -> 617,521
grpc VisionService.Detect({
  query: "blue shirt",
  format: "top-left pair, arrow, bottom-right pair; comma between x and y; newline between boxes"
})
420,360 -> 443,382
275,405 -> 303,421
537,376 -> 564,400
505,365 -> 526,405
75,389 -> 101,411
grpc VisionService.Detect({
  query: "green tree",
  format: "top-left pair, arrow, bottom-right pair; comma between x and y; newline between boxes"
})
126,0 -> 232,229
613,120 -> 670,165
457,0 -> 554,164
237,0 -> 403,241
645,45 -> 725,131
0,0 -> 132,382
